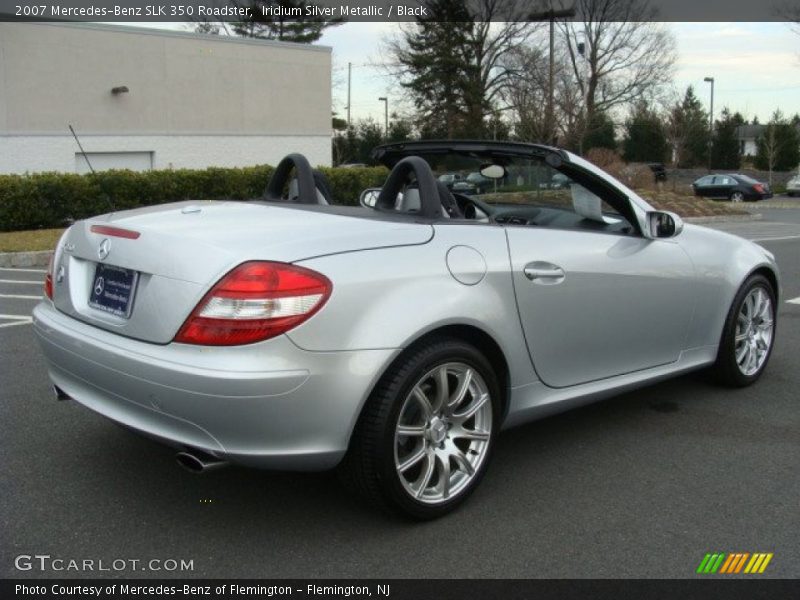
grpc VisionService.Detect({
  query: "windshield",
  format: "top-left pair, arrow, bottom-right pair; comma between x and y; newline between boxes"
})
403,151 -> 622,219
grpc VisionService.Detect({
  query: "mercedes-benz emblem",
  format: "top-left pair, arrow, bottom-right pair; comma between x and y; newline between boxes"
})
98,238 -> 111,261
94,277 -> 105,296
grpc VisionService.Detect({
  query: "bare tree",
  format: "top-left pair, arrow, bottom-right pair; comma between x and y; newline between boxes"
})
559,0 -> 676,145
384,0 -> 545,137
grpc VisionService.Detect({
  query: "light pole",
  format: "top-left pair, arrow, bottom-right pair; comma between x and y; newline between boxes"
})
528,5 -> 577,145
378,97 -> 388,139
704,76 -> 714,170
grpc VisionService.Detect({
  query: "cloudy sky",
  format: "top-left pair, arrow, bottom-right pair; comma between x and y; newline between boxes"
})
318,21 -> 800,124
129,20 -> 800,125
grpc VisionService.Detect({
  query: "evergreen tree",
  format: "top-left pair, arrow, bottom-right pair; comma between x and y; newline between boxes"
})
666,86 -> 709,167
622,103 -> 668,162
582,111 -> 617,152
711,108 -> 744,170
202,1 -> 343,43
394,0 -> 474,138
390,0 -> 536,139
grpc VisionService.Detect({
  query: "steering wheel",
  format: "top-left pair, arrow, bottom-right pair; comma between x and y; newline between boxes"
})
375,156 -> 442,219
264,153 -> 319,204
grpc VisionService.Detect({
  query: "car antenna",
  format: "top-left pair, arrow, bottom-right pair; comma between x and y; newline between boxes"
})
69,124 -> 115,212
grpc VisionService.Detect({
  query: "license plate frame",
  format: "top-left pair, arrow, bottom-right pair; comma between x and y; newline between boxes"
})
88,263 -> 139,319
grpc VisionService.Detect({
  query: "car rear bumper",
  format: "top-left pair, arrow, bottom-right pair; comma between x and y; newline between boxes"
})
33,301 -> 396,470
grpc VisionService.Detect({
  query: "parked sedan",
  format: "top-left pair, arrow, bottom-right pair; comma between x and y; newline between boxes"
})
787,174 -> 800,197
437,172 -> 463,189
692,173 -> 772,201
34,141 -> 780,519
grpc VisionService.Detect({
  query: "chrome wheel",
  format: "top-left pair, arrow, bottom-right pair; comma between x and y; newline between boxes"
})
731,192 -> 744,202
394,362 -> 492,505
735,287 -> 774,376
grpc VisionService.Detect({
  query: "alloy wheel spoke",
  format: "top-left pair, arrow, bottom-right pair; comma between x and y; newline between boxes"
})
447,368 -> 473,414
415,453 -> 436,498
451,425 -> 490,442
736,343 -> 749,366
451,449 -> 475,476
452,392 -> 489,423
437,454 -> 452,500
397,424 -> 426,437
432,366 -> 449,414
398,446 -> 427,473
412,385 -> 434,420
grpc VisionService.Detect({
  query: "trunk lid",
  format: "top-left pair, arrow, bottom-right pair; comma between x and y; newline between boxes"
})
52,201 -> 433,343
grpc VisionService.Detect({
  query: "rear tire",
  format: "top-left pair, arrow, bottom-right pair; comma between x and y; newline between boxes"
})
339,337 -> 500,520
730,191 -> 745,202
711,274 -> 776,387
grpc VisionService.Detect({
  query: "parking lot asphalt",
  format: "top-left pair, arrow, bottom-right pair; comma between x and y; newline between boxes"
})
1,217 -> 799,580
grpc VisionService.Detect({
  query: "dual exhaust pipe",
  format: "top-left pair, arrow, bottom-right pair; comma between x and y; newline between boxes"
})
52,386 -> 227,474
175,450 -> 227,474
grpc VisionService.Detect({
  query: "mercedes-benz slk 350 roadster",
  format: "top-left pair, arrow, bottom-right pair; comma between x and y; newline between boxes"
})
33,141 -> 779,518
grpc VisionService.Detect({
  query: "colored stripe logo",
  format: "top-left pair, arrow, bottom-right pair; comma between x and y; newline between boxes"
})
696,552 -> 773,574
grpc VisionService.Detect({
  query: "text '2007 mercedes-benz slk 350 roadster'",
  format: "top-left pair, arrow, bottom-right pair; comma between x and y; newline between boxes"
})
34,140 -> 780,519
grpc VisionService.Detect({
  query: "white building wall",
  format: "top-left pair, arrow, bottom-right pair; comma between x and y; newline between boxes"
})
0,134 -> 331,174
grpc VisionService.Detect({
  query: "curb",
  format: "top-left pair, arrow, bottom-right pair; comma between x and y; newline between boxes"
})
0,250 -> 52,268
684,213 -> 762,224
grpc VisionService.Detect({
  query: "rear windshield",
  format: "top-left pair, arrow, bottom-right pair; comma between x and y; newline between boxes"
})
736,174 -> 759,184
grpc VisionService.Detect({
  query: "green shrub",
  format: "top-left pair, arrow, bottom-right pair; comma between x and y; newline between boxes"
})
0,165 -> 389,232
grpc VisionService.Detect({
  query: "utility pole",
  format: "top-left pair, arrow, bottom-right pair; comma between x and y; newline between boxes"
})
704,76 -> 715,171
378,97 -> 388,139
529,5 -> 576,145
346,62 -> 352,127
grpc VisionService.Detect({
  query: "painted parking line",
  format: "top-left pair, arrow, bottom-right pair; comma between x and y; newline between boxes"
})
0,319 -> 32,329
0,313 -> 33,329
0,267 -> 46,273
788,297 -> 800,305
0,294 -> 41,300
753,235 -> 800,243
0,279 -> 42,285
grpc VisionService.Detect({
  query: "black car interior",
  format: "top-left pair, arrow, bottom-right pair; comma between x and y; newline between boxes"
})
262,147 -> 639,236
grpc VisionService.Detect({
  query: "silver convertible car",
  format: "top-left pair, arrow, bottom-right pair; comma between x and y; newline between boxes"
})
33,141 -> 779,519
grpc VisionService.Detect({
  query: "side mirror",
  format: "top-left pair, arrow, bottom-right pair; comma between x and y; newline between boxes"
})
646,211 -> 683,239
359,188 -> 381,208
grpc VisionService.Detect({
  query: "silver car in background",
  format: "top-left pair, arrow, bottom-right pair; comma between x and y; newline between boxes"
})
33,141 -> 779,519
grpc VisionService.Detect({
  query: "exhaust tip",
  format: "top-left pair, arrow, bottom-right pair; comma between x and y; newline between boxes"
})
176,450 -> 227,474
53,385 -> 71,401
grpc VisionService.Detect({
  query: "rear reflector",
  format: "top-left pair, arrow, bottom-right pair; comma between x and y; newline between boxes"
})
174,261 -> 332,346
44,252 -> 54,300
90,224 -> 141,239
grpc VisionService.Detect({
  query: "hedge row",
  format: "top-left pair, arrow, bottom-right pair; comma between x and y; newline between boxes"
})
0,165 -> 389,232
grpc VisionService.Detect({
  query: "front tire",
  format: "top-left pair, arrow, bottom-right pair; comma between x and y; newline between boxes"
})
712,274 -> 776,387
339,337 -> 500,519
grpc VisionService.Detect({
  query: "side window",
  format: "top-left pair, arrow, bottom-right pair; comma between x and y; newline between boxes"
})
480,160 -> 633,235
699,176 -> 713,185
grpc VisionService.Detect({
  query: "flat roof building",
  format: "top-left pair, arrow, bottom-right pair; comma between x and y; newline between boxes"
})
0,22 -> 332,174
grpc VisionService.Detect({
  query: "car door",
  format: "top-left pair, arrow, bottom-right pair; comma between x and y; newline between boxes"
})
715,175 -> 734,198
694,175 -> 713,197
503,177 -> 696,388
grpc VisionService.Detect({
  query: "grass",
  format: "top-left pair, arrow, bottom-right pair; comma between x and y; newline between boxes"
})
637,190 -> 750,218
0,228 -> 64,253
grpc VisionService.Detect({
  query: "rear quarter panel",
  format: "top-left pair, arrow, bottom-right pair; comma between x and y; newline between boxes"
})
288,223 -> 539,389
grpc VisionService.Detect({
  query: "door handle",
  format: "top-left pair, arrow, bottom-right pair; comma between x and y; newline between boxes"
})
524,262 -> 565,284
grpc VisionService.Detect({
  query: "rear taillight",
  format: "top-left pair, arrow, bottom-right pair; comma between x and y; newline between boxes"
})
44,252 -> 54,300
753,184 -> 764,193
174,261 -> 332,346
